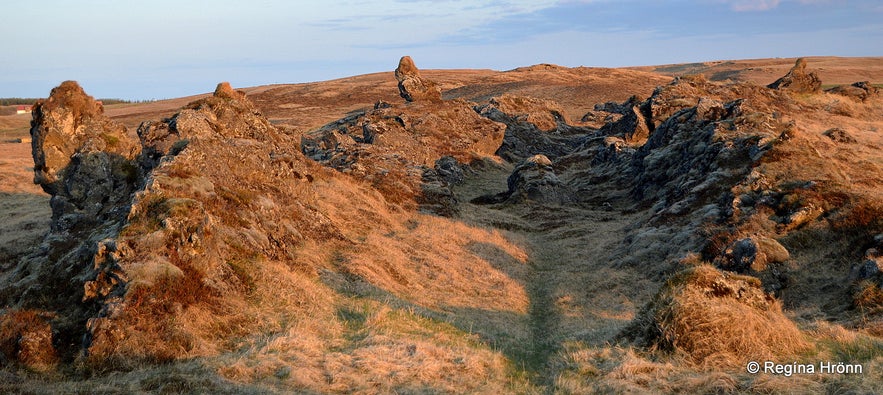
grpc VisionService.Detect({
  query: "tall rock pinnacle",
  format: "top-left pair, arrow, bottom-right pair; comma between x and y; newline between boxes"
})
394,56 -> 442,102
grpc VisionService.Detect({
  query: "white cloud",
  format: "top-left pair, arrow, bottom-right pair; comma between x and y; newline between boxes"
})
719,0 -> 838,11
298,0 -> 563,44
724,0 -> 781,11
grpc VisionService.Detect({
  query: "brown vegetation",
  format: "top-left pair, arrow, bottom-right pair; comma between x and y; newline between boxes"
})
625,264 -> 810,368
0,56 -> 882,393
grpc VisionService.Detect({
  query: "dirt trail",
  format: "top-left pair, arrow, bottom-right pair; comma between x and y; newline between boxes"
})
454,163 -> 655,386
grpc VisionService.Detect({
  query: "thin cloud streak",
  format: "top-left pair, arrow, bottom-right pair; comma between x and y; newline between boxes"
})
726,0 -> 781,11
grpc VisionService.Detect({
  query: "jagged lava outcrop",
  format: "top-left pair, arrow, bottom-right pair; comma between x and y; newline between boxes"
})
2,81 -> 345,366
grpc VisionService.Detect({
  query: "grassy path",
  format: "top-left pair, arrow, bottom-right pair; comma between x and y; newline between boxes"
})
453,163 -> 654,389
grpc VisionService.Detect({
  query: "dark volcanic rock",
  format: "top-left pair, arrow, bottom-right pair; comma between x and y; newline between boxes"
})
29,80 -> 144,261
505,155 -> 573,204
767,58 -> 821,93
302,97 -> 504,209
1,81 -> 327,367
716,236 -> 790,273
598,103 -> 651,144
433,155 -> 466,185
580,110 -> 622,128
395,56 -> 442,102
419,156 -> 466,217
477,94 -> 567,132
0,81 -> 147,363
31,81 -> 141,201
850,248 -> 883,281
631,97 -> 757,208
826,81 -> 880,102
594,95 -> 644,114
470,154 -> 573,205
822,127 -> 857,143
580,97 -> 646,130
476,95 -> 588,162
591,137 -> 633,165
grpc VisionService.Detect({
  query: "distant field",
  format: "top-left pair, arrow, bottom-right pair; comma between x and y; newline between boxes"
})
630,56 -> 883,86
0,114 -> 30,140
1,98 -> 134,105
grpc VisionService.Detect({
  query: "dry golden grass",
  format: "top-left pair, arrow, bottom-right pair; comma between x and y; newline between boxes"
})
0,113 -> 31,140
632,265 -> 811,369
0,140 -> 50,266
854,281 -> 883,314
631,56 -> 883,87
552,323 -> 883,394
0,309 -> 58,371
212,296 -> 531,394
552,344 -> 748,394
306,169 -> 531,312
344,214 -> 529,313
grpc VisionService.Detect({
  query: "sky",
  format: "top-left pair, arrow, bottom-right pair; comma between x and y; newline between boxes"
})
1,0 -> 881,100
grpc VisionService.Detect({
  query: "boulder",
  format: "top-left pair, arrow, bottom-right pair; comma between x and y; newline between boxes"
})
822,127 -> 857,143
594,95 -> 643,114
694,97 -> 728,121
850,248 -> 883,281
395,56 -> 442,102
433,155 -> 465,185
213,81 -> 245,100
419,156 -> 466,217
826,81 -> 880,102
579,110 -> 622,129
29,81 -> 144,241
505,154 -> 573,204
716,236 -> 790,272
478,94 -> 567,131
780,204 -> 823,232
592,96 -> 652,144
767,58 -> 821,93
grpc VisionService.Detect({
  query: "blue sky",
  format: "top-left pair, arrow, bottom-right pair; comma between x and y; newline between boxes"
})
1,0 -> 880,100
